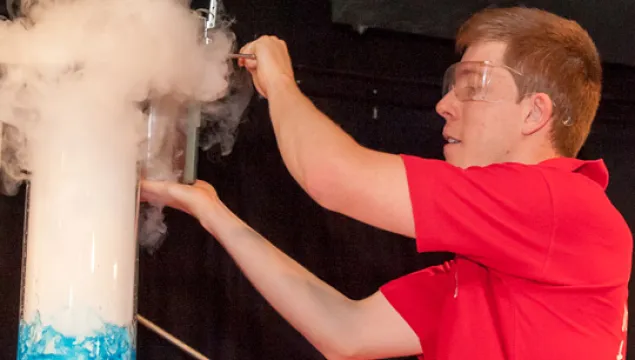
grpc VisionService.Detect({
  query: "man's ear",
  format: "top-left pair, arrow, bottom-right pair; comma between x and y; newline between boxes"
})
521,93 -> 554,136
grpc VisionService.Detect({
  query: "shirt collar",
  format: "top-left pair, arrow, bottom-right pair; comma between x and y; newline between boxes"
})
538,157 -> 609,189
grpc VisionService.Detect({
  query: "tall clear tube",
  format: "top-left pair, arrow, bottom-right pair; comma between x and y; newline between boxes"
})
143,97 -> 188,182
17,115 -> 140,359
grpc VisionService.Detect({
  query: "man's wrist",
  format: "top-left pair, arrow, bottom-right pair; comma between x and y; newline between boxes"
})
268,74 -> 299,100
198,198 -> 234,237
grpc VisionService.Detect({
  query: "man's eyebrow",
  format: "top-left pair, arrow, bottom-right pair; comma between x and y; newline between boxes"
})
456,66 -> 483,78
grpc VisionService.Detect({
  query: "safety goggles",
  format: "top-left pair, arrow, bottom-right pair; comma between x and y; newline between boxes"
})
441,61 -> 572,125
442,61 -> 523,103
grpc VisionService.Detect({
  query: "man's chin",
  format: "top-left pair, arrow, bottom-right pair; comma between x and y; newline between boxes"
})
444,146 -> 463,167
443,154 -> 464,168
445,156 -> 480,169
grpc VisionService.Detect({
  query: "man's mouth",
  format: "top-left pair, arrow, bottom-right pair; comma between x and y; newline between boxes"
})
443,134 -> 461,144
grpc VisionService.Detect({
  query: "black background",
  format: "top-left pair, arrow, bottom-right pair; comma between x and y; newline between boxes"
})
331,0 -> 635,68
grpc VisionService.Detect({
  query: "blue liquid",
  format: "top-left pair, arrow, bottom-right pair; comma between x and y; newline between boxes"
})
17,313 -> 136,359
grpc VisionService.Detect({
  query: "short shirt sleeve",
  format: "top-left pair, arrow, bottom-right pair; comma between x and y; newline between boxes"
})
401,155 -> 554,278
380,262 -> 455,358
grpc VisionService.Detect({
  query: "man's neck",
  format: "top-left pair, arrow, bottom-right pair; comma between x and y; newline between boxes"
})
505,145 -> 560,166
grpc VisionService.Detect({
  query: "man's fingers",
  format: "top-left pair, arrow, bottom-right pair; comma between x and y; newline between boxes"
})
139,180 -> 170,203
139,180 -> 164,195
166,182 -> 193,200
192,180 -> 214,191
239,42 -> 257,69
139,180 -> 218,219
240,41 -> 256,56
243,61 -> 257,72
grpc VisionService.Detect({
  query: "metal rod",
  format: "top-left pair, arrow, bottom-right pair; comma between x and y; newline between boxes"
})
202,0 -> 218,45
206,0 -> 217,29
136,314 -> 210,360
228,53 -> 256,60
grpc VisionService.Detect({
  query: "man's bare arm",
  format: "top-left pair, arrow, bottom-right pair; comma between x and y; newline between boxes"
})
197,197 -> 421,359
141,179 -> 421,359
241,38 -> 415,238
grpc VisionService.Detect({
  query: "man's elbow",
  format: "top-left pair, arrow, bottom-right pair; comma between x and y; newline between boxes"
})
305,170 -> 345,213
322,350 -> 360,360
320,317 -> 368,359
310,303 -> 367,360
304,155 -> 355,213
320,338 -> 365,360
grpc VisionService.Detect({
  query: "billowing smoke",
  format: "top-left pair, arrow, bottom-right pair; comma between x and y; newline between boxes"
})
0,0 -> 251,251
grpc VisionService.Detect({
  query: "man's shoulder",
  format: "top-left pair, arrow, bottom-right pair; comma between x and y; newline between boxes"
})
534,157 -> 609,189
535,158 -> 619,220
537,159 -> 632,282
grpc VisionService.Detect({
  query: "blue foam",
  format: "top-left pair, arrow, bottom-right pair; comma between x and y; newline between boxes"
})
17,313 -> 136,359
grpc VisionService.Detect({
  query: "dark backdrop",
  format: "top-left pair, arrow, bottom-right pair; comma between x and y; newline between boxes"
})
330,0 -> 635,68
1,1 -> 634,359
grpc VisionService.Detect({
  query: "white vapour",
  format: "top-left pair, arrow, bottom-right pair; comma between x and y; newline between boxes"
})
0,0 -> 246,250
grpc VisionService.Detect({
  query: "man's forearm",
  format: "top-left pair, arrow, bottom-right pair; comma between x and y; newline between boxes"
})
266,78 -> 360,198
200,200 -> 360,359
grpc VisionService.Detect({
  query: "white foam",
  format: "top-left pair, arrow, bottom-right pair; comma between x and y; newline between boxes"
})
22,92 -> 139,335
0,0 -> 234,337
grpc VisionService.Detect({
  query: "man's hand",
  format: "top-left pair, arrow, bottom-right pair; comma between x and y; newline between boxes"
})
140,180 -> 218,220
239,36 -> 296,98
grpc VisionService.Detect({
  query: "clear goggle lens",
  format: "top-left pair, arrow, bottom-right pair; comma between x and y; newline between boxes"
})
442,61 -> 520,103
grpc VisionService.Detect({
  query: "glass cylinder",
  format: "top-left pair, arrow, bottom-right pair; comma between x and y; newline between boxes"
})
16,114 -> 140,359
137,97 -> 199,250
143,97 -> 188,182
142,97 -> 199,184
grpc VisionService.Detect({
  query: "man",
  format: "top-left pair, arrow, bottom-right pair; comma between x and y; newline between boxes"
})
142,7 -> 632,360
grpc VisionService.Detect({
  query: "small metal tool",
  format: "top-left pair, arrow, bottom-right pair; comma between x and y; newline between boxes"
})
228,53 -> 256,60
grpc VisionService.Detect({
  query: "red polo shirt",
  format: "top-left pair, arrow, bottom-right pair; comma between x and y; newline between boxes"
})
381,156 -> 632,360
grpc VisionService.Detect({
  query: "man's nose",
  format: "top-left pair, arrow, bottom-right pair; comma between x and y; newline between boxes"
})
436,92 -> 459,123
